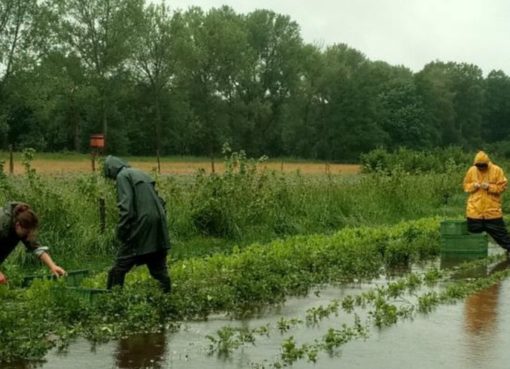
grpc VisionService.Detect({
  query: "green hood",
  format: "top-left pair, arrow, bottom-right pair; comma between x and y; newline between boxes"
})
103,155 -> 129,179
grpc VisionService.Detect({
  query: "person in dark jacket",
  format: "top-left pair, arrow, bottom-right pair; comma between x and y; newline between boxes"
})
103,155 -> 171,292
0,202 -> 66,284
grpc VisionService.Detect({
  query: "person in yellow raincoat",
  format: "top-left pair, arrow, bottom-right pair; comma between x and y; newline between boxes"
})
464,151 -> 510,252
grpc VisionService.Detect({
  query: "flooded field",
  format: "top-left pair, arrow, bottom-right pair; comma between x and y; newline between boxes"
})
8,254 -> 510,369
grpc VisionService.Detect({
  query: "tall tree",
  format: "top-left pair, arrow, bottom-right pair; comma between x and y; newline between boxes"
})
178,6 -> 251,164
0,0 -> 59,148
377,77 -> 432,149
280,44 -> 325,158
0,0 -> 32,85
415,62 -> 456,147
315,44 -> 389,161
243,10 -> 303,156
483,70 -> 510,142
57,0 -> 144,152
363,63 -> 434,150
416,62 -> 484,148
131,2 -> 178,158
449,63 -> 484,147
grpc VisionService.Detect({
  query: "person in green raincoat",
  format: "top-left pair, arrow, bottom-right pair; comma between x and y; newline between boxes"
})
103,156 -> 171,292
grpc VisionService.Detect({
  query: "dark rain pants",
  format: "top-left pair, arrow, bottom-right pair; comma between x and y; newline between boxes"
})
467,218 -> 510,252
107,250 -> 171,293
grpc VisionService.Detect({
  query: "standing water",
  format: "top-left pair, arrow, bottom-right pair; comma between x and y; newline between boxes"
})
7,257 -> 510,369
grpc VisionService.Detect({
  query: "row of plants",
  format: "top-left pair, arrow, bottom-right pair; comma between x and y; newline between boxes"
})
0,149 -> 466,268
271,262 -> 510,368
205,255 -> 509,368
0,217 -> 441,362
360,147 -> 510,175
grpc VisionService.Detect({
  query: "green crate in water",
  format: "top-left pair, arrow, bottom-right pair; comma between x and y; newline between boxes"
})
64,287 -> 110,303
440,232 -> 488,256
22,269 -> 90,288
64,269 -> 90,286
440,220 -> 469,236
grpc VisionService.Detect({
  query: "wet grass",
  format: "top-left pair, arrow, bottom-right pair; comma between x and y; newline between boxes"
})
0,149 -> 501,364
0,148 -> 467,268
0,217 -> 441,362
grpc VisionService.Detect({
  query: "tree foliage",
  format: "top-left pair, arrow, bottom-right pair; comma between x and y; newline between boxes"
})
1,1 -> 510,160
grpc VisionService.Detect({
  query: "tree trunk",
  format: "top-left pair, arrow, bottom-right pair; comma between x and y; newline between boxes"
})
102,95 -> 108,153
70,90 -> 81,151
155,90 -> 162,174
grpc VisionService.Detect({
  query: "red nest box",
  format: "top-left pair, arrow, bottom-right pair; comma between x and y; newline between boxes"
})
90,134 -> 105,150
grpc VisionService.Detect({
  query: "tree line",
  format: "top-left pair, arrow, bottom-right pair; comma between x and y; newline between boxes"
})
1,0 -> 510,161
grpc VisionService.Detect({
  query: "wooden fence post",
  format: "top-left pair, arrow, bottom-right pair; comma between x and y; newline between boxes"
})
9,145 -> 14,175
91,151 -> 96,172
98,197 -> 106,233
157,149 -> 161,174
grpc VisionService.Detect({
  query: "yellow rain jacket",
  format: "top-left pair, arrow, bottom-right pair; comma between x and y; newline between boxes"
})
464,151 -> 507,219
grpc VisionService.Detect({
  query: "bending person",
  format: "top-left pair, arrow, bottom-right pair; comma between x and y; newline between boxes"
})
103,156 -> 171,293
0,202 -> 66,284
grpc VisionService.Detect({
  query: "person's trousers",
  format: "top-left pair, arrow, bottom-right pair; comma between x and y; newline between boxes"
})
467,218 -> 510,252
107,250 -> 171,293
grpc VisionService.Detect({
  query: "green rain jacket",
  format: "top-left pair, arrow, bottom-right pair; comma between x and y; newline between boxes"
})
104,156 -> 170,258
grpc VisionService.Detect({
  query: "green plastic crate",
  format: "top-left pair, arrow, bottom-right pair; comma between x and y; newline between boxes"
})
440,220 -> 469,236
440,253 -> 487,279
22,269 -> 90,288
64,269 -> 90,286
440,232 -> 488,255
64,287 -> 110,303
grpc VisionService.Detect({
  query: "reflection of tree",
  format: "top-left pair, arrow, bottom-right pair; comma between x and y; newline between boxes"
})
115,333 -> 167,369
1,360 -> 40,369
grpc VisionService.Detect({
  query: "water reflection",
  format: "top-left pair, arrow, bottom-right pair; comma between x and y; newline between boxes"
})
386,262 -> 411,278
114,333 -> 167,369
1,361 -> 40,369
462,258 -> 509,366
439,253 -> 487,279
5,256 -> 510,369
464,283 -> 500,335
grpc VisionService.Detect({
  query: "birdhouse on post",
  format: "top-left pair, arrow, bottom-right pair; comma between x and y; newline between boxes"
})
90,133 -> 105,172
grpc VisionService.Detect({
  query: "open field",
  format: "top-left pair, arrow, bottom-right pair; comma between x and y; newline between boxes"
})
0,152 -> 360,175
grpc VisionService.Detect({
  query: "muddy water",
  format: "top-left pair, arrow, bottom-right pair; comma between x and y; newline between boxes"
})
9,255 -> 510,369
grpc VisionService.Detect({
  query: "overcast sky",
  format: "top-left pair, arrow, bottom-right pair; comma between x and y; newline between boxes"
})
161,0 -> 510,75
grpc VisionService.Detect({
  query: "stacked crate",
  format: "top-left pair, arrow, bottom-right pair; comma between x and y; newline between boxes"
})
440,220 -> 488,257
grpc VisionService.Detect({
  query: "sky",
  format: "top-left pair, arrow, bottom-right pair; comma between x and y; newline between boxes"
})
159,0 -> 510,75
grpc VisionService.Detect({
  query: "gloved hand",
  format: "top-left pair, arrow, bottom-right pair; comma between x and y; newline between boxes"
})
481,182 -> 490,190
473,182 -> 481,189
